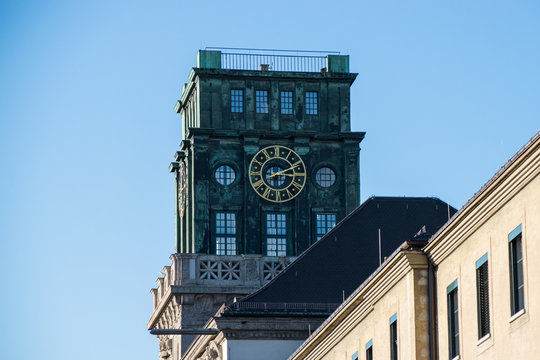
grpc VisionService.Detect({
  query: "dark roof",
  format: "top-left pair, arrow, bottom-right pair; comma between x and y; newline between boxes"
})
235,197 -> 455,306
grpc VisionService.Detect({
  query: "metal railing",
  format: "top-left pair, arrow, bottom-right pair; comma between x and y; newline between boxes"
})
207,47 -> 338,73
229,301 -> 341,313
222,53 -> 326,72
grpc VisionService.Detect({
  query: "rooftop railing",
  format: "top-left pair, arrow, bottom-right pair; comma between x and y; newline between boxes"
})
228,301 -> 341,313
199,47 -> 348,73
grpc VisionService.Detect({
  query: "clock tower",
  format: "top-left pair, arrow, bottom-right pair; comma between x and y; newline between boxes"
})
149,48 -> 365,359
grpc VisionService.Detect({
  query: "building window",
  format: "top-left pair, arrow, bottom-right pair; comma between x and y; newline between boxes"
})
266,213 -> 287,256
365,340 -> 373,360
281,91 -> 293,114
316,213 -> 337,241
509,224 -> 524,315
390,314 -> 398,360
476,253 -> 490,339
305,91 -> 318,115
231,89 -> 243,113
256,90 -> 268,113
215,212 -> 237,255
447,280 -> 460,359
315,167 -> 336,188
215,165 -> 236,186
351,351 -> 358,360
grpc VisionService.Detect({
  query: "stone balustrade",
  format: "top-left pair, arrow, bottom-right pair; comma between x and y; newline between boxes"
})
151,254 -> 294,310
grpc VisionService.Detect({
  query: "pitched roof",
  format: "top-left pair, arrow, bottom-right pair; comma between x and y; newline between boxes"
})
233,196 -> 455,307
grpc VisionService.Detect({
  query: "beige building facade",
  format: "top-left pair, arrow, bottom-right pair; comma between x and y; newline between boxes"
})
289,245 -> 431,360
426,131 -> 540,359
290,131 -> 540,360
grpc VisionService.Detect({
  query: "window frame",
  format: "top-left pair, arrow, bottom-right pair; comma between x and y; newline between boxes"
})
230,89 -> 244,113
315,213 -> 337,241
264,212 -> 289,256
280,90 -> 293,115
255,89 -> 269,114
476,253 -> 490,339
365,339 -> 373,360
447,280 -> 460,359
214,164 -> 236,186
509,224 -> 525,316
214,211 -> 238,255
390,313 -> 398,360
305,91 -> 318,115
314,166 -> 337,189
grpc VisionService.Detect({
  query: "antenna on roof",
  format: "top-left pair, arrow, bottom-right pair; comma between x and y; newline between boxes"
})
378,228 -> 382,266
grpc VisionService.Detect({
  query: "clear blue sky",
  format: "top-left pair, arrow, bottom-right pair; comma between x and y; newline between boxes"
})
0,1 -> 538,359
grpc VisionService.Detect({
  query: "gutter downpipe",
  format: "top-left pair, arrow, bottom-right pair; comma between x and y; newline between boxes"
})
428,259 -> 439,360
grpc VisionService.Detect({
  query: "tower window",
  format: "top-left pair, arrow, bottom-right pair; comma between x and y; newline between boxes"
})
305,91 -> 318,115
390,314 -> 398,360
256,90 -> 269,113
215,212 -> 237,255
447,280 -> 460,359
231,89 -> 243,113
280,91 -> 293,114
509,225 -> 524,315
315,167 -> 336,188
266,213 -> 287,256
215,165 -> 236,186
476,253 -> 490,339
315,213 -> 337,241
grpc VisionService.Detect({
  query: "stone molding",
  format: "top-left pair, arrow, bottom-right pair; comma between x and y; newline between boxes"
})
425,134 -> 540,264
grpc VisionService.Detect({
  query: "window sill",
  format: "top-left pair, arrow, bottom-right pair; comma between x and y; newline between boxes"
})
451,356 -> 460,360
508,308 -> 526,323
476,333 -> 491,346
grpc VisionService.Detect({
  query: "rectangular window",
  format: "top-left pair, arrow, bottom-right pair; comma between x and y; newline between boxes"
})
390,314 -> 398,360
280,91 -> 293,114
509,224 -> 524,315
365,340 -> 373,360
316,213 -> 337,241
231,89 -> 243,113
305,91 -> 318,115
447,280 -> 460,359
215,212 -> 237,255
351,351 -> 358,360
476,253 -> 490,338
256,90 -> 268,113
266,213 -> 287,256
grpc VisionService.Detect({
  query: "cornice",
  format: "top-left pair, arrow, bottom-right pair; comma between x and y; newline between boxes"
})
424,134 -> 540,265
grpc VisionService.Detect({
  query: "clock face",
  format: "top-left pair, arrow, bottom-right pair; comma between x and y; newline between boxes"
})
177,162 -> 187,217
249,145 -> 306,202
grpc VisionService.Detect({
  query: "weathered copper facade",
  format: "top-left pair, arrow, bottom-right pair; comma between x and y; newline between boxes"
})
171,50 -> 365,255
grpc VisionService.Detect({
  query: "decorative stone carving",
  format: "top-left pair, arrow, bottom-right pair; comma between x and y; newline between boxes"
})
159,336 -> 172,360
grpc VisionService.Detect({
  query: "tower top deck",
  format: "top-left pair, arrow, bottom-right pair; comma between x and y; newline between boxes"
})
196,48 -> 349,73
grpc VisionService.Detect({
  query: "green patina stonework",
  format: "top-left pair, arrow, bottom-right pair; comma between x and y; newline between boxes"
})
172,50 -> 365,255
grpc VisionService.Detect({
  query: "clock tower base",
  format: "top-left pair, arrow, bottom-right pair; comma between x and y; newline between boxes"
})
148,253 -> 294,359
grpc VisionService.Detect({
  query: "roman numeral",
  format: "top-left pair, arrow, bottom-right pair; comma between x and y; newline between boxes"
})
262,187 -> 272,198
292,181 -> 303,190
252,179 -> 264,188
291,160 -> 303,168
